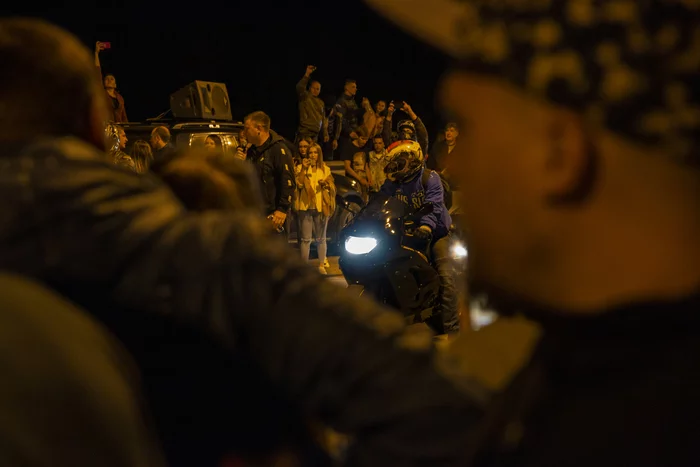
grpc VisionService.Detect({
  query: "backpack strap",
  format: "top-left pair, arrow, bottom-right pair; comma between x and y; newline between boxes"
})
421,168 -> 432,189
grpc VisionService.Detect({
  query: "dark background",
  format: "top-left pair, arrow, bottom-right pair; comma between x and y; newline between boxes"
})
2,1 -> 452,140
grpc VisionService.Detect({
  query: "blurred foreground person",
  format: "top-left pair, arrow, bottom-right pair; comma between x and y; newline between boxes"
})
0,273 -> 163,467
0,18 -> 479,467
153,148 -> 264,213
366,0 -> 700,465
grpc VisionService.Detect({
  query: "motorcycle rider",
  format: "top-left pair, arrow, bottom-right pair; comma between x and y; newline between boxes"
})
380,140 -> 460,335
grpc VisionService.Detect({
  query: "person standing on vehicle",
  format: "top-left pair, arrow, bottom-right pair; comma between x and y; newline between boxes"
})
371,100 -> 388,137
382,101 -> 429,156
94,41 -> 127,123
381,140 -> 459,336
149,126 -> 176,170
366,0 -> 700,465
296,65 -> 329,145
295,144 -> 335,274
332,79 -> 360,152
243,111 -> 296,233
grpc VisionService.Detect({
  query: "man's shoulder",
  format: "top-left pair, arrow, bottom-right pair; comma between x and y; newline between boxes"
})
335,95 -> 351,109
424,169 -> 443,184
268,135 -> 294,159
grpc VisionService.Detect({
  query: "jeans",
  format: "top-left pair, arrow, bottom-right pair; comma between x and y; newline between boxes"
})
432,235 -> 460,334
299,210 -> 328,264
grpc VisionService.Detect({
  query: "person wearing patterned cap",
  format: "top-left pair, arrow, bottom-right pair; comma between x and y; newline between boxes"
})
366,1 -> 700,465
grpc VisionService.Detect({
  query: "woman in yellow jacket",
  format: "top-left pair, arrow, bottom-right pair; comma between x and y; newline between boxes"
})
295,143 -> 336,274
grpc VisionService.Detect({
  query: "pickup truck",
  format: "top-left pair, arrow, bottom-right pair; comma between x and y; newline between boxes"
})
122,119 -> 365,249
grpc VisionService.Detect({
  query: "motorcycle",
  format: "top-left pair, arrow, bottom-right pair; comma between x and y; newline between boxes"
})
339,193 -> 468,333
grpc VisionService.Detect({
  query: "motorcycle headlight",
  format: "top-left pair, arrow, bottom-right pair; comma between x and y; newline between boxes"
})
345,236 -> 378,255
451,243 -> 468,259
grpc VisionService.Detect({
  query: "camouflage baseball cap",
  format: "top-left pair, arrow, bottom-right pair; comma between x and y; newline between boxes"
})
364,0 -> 700,161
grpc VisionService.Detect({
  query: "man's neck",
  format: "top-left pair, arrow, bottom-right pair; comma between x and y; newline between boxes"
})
522,192 -> 700,314
256,133 -> 271,147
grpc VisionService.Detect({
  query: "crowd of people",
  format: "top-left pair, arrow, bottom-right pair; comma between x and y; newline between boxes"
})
100,50 -> 462,284
3,0 -> 700,465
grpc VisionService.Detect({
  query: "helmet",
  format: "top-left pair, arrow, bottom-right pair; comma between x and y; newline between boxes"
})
384,140 -> 424,183
397,120 -> 416,141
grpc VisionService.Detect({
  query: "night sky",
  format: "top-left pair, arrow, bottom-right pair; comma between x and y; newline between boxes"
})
2,1 -> 452,140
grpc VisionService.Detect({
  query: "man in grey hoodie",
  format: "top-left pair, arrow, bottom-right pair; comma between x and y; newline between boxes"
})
295,65 -> 329,144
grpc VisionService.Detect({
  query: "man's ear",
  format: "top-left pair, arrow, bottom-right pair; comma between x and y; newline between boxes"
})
88,94 -> 109,152
544,110 -> 598,205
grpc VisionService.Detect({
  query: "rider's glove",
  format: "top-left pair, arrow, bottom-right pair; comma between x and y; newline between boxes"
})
414,225 -> 433,247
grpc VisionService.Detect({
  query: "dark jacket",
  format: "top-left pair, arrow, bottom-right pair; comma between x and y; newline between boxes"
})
334,94 -> 360,140
427,139 -> 452,173
150,143 -> 176,172
0,137 -> 483,466
440,297 -> 700,467
246,130 -> 296,214
383,116 -> 429,156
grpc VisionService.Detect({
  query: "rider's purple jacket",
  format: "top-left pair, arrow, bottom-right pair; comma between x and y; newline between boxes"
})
380,167 -> 451,239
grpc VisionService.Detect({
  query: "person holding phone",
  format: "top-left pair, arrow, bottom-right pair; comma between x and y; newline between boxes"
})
95,41 -> 127,123
295,144 -> 334,274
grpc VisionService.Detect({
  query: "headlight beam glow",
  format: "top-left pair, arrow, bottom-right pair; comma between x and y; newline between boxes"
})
345,236 -> 378,255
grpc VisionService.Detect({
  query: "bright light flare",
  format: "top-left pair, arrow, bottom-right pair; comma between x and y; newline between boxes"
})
451,243 -> 468,259
345,236 -> 378,255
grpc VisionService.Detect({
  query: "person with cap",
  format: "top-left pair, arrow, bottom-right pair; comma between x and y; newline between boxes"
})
365,0 -> 700,465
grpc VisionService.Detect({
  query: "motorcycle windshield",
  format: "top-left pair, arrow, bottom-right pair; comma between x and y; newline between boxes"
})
356,193 -> 408,222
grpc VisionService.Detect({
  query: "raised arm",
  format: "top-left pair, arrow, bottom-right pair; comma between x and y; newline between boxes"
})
296,65 -> 315,100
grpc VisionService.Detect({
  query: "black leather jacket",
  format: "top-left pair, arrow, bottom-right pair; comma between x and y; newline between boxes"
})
246,130 -> 296,214
0,137 -> 482,466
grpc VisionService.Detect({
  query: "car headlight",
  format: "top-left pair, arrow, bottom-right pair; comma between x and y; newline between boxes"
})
451,243 -> 468,259
345,236 -> 378,255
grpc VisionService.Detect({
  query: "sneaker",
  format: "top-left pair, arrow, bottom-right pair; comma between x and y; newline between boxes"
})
318,266 -> 328,275
323,258 -> 330,269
